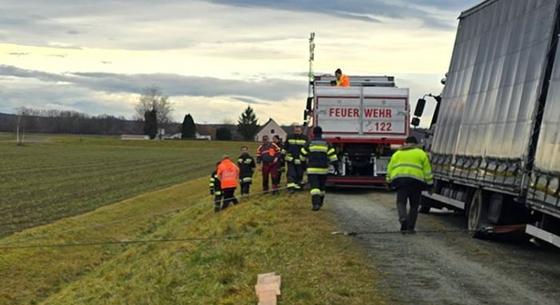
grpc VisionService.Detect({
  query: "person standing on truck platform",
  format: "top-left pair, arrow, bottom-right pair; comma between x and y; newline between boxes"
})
386,136 -> 433,233
217,155 -> 240,210
300,126 -> 339,211
284,125 -> 308,193
331,68 -> 350,87
237,145 -> 256,196
256,135 -> 282,195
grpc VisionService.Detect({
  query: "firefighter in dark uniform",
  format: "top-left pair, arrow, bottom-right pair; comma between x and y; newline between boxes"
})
237,145 -> 256,196
273,135 -> 285,187
284,125 -> 308,193
300,126 -> 338,211
209,161 -> 222,212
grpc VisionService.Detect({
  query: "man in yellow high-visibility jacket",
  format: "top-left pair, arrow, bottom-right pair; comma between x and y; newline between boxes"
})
387,136 -> 433,233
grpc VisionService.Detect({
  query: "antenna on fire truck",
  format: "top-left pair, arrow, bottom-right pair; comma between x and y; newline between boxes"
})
304,32 -> 315,127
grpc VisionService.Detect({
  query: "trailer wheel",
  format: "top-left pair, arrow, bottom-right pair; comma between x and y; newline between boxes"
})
468,190 -> 489,238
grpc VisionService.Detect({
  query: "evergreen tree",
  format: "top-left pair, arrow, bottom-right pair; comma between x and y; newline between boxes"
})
216,127 -> 232,141
181,114 -> 196,139
144,109 -> 158,139
237,106 -> 260,141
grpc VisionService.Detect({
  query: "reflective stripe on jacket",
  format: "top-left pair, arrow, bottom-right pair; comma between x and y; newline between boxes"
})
284,133 -> 308,161
209,171 -> 221,194
217,158 -> 240,189
256,143 -> 280,164
387,145 -> 433,184
237,153 -> 256,179
300,138 -> 338,175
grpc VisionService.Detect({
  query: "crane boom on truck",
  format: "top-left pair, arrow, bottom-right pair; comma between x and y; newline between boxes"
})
305,74 -> 410,187
414,0 -> 560,248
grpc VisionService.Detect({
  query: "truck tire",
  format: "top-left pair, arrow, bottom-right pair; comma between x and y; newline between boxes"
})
468,190 -> 490,238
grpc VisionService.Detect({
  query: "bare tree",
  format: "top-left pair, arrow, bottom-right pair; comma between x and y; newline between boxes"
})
135,86 -> 173,126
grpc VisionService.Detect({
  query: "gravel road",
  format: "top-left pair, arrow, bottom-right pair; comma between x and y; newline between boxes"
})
327,190 -> 560,305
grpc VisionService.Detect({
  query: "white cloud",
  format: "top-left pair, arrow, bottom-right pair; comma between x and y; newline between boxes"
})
0,0 -> 476,123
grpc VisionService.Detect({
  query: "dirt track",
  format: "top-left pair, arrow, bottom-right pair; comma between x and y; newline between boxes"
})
328,191 -> 560,305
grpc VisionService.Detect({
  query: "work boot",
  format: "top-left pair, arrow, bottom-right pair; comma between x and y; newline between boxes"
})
214,206 -> 220,213
312,204 -> 320,211
400,220 -> 408,233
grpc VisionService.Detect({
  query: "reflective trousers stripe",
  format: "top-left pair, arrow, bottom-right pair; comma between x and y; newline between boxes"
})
307,168 -> 328,174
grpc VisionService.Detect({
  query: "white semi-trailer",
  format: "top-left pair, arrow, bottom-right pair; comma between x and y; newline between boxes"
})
415,0 -> 560,247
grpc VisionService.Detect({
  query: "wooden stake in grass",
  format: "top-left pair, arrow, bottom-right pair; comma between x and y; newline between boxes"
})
255,272 -> 281,305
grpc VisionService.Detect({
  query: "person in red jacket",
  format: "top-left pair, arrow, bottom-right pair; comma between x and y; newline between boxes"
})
217,155 -> 240,210
257,135 -> 281,194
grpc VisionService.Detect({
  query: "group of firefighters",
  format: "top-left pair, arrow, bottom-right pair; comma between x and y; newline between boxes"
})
209,131 -> 432,233
210,125 -> 337,212
210,68 -> 433,232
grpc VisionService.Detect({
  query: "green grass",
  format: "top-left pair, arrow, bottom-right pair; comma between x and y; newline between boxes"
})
0,176 -> 387,305
0,134 -> 254,237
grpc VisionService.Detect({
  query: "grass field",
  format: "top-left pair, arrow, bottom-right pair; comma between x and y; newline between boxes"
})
0,176 -> 387,305
0,134 -> 254,237
0,133 -> 387,304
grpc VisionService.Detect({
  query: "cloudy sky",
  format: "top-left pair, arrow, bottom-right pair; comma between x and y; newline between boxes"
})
0,0 -> 478,125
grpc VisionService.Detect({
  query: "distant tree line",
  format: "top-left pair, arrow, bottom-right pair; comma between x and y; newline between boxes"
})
0,108 -> 145,135
0,93 -> 265,140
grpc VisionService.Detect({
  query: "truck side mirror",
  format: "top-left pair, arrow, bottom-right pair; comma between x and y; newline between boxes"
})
303,110 -> 308,121
411,117 -> 420,127
306,97 -> 313,111
414,99 -> 426,117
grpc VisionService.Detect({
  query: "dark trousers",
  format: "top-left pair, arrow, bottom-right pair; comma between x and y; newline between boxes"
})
240,182 -> 251,195
287,162 -> 305,190
308,174 -> 327,207
222,188 -> 239,209
262,162 -> 280,192
394,178 -> 424,230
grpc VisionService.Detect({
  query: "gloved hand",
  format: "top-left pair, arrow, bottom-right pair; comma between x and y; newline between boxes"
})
330,80 -> 337,86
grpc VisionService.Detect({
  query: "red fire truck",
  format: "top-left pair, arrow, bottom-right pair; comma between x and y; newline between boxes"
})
304,75 -> 410,187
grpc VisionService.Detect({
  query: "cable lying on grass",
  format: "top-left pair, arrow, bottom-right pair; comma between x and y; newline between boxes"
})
0,186 -> 291,250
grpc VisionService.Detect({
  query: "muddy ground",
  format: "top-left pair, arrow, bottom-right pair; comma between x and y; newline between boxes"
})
327,190 -> 560,305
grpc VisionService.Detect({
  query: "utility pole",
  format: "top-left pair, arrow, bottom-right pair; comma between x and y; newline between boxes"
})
16,114 -> 23,146
16,109 -> 26,146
